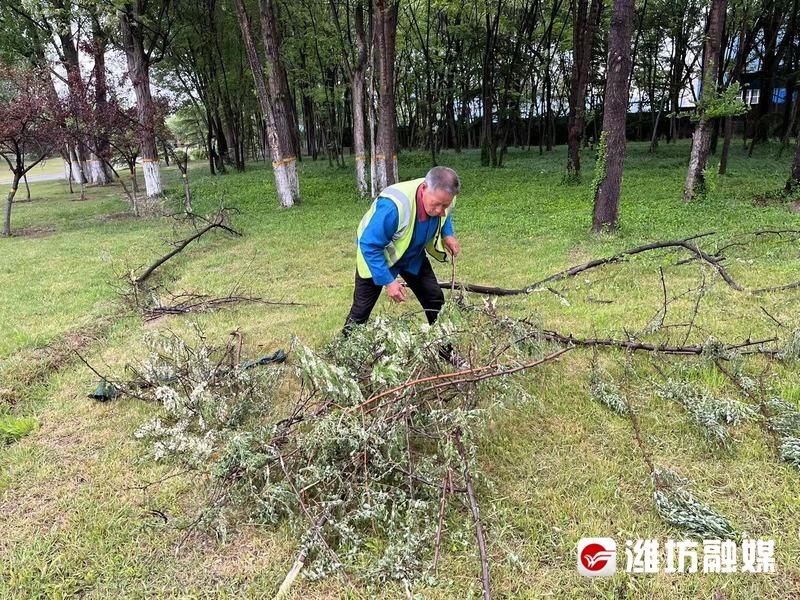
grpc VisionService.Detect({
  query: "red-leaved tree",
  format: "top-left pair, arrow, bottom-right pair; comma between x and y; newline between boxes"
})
0,66 -> 62,236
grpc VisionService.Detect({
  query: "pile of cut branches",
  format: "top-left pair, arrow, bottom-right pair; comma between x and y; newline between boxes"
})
125,308 -> 564,597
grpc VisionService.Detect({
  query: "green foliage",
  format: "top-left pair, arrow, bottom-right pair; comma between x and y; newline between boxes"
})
656,380 -> 756,448
134,325 -> 283,470
131,308 -> 535,587
765,397 -> 800,470
779,437 -> 800,468
778,330 -> 800,362
766,397 -> 800,437
652,467 -> 736,539
700,336 -> 735,362
589,368 -> 629,416
692,83 -> 749,122
0,411 -> 38,445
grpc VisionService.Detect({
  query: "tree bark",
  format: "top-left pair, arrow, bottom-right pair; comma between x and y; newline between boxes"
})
3,173 -> 20,236
591,0 -> 636,232
683,0 -> 726,201
120,2 -> 163,200
232,0 -> 299,207
786,133 -> 800,193
90,11 -> 112,185
752,1 -> 781,145
351,2 -> 369,196
566,0 -> 603,180
259,0 -> 300,161
368,20 -> 382,195
374,0 -> 399,185
53,0 -> 89,181
480,3 -> 502,167
718,115 -> 733,174
719,12 -> 757,173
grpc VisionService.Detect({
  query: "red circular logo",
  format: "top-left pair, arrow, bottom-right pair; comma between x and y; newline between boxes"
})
580,542 -> 613,572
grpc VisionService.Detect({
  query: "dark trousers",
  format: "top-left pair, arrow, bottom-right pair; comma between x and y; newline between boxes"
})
344,257 -> 445,331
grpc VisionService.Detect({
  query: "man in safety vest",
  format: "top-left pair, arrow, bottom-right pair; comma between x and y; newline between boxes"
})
343,166 -> 466,366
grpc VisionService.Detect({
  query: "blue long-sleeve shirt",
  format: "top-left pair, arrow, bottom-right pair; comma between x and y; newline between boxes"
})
359,198 -> 454,286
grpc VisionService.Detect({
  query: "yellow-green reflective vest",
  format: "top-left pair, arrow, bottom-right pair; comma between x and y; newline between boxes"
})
356,178 -> 455,280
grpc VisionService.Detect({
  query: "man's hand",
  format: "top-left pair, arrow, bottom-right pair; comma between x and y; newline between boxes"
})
385,280 -> 407,303
443,235 -> 460,258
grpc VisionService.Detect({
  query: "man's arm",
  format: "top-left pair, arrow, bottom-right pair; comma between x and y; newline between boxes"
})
442,212 -> 454,237
359,198 -> 399,286
442,213 -> 460,257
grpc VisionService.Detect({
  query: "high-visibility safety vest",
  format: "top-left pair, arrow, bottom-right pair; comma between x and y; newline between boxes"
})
356,178 -> 455,280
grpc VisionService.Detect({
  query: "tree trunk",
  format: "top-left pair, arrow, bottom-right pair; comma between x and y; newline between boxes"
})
720,15 -> 757,173
3,173 -> 20,236
259,0 -> 300,200
90,13 -> 112,185
232,0 -> 299,207
351,2 -> 369,197
544,66 -> 553,151
215,113 -> 228,173
374,0 -> 399,185
480,4 -> 501,167
206,106 -> 216,175
591,0 -> 636,232
368,31 -> 382,195
683,0 -> 726,201
54,0 -> 90,180
68,145 -> 86,186
780,0 -> 799,155
779,92 -> 799,157
302,91 -> 317,159
650,97 -> 665,152
566,0 -> 603,180
753,3 -> 781,145
786,132 -> 800,193
718,115 -> 733,174
120,2 -> 163,201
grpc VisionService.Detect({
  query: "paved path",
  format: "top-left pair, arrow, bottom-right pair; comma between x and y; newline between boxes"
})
0,172 -> 65,185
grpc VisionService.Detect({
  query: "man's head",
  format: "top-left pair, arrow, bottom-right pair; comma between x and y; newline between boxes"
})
420,166 -> 460,218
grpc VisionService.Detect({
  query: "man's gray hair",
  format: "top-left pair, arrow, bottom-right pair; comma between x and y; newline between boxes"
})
424,166 -> 460,196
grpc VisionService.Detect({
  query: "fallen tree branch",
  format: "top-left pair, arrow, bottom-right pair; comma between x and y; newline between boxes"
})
437,233 -> 743,295
274,515 -> 328,600
454,429 -> 491,600
752,280 -> 800,295
539,330 -> 778,357
133,213 -> 240,286
354,346 -> 573,414
142,293 -> 307,321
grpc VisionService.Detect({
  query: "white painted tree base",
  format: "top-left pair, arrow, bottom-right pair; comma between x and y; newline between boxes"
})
89,158 -> 111,185
273,161 -> 298,208
142,160 -> 163,198
64,159 -> 86,184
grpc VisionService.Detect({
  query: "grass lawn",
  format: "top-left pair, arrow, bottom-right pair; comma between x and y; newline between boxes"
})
1,141 -> 800,598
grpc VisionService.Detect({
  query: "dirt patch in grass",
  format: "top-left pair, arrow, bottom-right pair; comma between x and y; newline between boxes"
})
177,527 -> 283,580
13,225 -> 56,238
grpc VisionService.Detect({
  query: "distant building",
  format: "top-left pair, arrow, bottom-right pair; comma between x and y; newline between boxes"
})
738,70 -> 795,107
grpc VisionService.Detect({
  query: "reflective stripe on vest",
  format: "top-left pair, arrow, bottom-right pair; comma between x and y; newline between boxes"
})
356,178 -> 455,280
